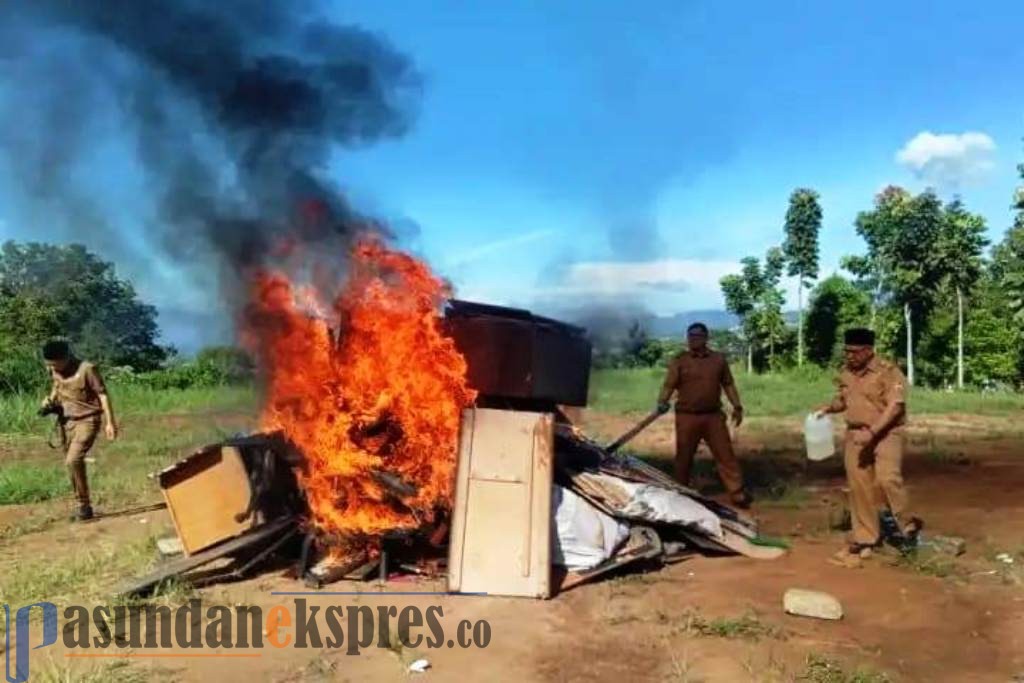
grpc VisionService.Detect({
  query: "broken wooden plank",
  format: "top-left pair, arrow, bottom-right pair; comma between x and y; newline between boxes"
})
370,469 -> 418,498
116,516 -> 298,598
678,527 -> 786,560
304,553 -> 373,588
190,525 -> 301,588
558,526 -> 663,591
554,424 -> 757,536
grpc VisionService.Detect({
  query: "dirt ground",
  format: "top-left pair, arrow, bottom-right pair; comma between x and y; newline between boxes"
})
3,411 -> 1024,682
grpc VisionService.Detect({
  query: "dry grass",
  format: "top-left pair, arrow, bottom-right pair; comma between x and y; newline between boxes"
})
797,654 -> 892,682
0,534 -> 160,608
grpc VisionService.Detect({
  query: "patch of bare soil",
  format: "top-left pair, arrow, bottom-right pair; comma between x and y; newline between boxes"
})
3,411 -> 1023,682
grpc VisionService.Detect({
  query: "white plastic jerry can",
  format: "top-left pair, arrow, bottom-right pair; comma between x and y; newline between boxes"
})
803,413 -> 835,461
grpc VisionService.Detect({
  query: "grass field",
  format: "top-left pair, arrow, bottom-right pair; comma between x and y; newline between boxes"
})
0,383 -> 257,511
3,368 -> 1023,513
0,383 -> 256,434
589,366 -> 1024,417
0,369 -> 1019,681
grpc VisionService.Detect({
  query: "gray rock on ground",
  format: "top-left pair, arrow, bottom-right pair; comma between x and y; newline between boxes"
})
156,537 -> 184,557
783,588 -> 843,620
919,535 -> 966,557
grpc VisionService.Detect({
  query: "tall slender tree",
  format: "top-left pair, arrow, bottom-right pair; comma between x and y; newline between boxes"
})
936,199 -> 988,389
782,188 -> 822,367
850,186 -> 944,385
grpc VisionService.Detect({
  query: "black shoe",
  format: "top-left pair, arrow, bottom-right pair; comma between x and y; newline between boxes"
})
879,510 -> 905,549
71,505 -> 94,522
902,517 -> 924,550
879,509 -> 900,539
731,490 -> 754,510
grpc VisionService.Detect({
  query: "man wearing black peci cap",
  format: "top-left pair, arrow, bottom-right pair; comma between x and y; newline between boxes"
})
816,327 -> 923,564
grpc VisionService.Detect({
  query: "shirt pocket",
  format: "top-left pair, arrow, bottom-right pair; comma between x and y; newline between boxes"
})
676,363 -> 692,382
868,375 -> 889,406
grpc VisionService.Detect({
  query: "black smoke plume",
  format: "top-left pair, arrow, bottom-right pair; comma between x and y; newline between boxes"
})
0,0 -> 421,306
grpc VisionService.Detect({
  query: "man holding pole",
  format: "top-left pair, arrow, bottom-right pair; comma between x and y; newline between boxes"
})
657,323 -> 751,509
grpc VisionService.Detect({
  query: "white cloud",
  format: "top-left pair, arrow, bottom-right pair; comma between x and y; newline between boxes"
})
520,257 -> 806,316
895,131 -> 996,187
534,258 -> 739,298
456,255 -> 811,320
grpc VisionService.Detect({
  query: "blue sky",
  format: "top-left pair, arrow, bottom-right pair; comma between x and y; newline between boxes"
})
333,1 -> 1024,317
2,1 -> 1023,348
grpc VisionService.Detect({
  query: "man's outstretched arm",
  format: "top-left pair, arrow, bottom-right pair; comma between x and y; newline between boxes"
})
657,362 -> 678,412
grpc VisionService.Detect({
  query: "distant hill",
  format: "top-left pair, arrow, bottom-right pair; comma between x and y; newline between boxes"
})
643,310 -> 739,337
645,310 -> 799,337
552,307 -> 799,348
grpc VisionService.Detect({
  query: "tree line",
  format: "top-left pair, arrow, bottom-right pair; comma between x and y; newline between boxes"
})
720,151 -> 1024,389
0,241 -> 252,393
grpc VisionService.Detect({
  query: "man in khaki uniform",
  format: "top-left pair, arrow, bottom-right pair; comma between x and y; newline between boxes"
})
41,340 -> 118,521
657,323 -> 751,508
817,328 -> 922,562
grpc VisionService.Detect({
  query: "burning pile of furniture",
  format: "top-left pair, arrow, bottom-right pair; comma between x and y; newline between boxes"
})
120,301 -> 782,599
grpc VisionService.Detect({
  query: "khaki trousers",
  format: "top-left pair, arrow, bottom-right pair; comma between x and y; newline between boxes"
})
844,427 -> 913,545
65,417 -> 100,507
674,412 -> 744,494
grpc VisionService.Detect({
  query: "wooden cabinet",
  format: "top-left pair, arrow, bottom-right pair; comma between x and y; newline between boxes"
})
448,408 -> 553,598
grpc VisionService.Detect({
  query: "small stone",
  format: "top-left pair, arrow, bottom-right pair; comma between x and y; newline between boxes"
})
783,588 -> 843,621
923,535 -> 966,557
156,537 -> 184,557
409,659 -> 430,673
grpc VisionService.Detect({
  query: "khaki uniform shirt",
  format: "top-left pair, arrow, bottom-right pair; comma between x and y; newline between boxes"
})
831,356 -> 907,428
51,360 -> 107,419
658,349 -> 734,413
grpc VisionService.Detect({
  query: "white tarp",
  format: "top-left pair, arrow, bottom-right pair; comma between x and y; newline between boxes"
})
616,479 -> 723,540
551,485 -> 630,571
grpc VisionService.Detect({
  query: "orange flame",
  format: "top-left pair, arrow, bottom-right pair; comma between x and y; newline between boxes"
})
248,238 -> 476,538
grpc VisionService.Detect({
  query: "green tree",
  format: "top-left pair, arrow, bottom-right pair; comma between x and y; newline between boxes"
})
849,187 -> 944,385
0,241 -> 168,371
935,199 -> 988,389
840,253 -> 884,327
1017,154 -> 1024,227
915,303 -> 957,388
708,327 -> 745,361
804,275 -> 872,366
963,278 -> 1024,387
992,223 -> 1024,321
782,188 -> 822,367
756,247 -> 787,370
995,150 -> 1024,324
721,258 -> 760,373
977,149 -> 1024,384
720,248 -> 787,372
